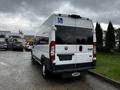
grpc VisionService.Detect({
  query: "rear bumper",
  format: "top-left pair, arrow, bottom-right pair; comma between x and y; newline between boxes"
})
51,61 -> 96,74
32,54 -> 96,74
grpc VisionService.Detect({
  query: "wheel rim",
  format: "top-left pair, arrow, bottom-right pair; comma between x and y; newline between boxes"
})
42,65 -> 45,76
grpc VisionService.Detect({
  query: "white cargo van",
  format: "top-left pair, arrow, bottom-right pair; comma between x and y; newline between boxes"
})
31,14 -> 96,78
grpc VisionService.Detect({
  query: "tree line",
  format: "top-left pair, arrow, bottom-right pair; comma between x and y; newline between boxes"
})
95,21 -> 120,52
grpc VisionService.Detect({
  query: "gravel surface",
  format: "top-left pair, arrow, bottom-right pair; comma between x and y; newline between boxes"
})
0,51 -> 119,90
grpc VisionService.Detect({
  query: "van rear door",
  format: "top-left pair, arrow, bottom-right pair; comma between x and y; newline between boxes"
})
75,19 -> 93,64
55,25 -> 77,65
55,25 -> 93,65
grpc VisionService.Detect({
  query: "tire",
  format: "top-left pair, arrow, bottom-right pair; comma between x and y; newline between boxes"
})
42,64 -> 50,79
4,48 -> 7,51
31,53 -> 36,64
20,49 -> 23,51
25,48 -> 28,51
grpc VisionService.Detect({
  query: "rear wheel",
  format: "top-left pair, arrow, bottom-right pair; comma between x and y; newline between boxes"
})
31,52 -> 36,64
20,48 -> 23,51
42,64 -> 50,79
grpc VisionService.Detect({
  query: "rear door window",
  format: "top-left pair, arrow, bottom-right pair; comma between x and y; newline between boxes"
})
55,25 -> 93,45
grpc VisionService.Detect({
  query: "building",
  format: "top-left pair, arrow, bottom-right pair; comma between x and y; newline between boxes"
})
0,31 -> 11,37
102,30 -> 119,48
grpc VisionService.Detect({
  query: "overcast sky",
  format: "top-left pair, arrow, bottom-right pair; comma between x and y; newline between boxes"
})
0,0 -> 120,35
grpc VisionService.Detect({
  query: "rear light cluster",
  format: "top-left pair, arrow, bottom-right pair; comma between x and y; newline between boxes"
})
49,41 -> 55,61
93,42 -> 96,60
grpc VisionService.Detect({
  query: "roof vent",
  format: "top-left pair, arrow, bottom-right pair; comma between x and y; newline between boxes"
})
58,14 -> 62,16
68,14 -> 81,19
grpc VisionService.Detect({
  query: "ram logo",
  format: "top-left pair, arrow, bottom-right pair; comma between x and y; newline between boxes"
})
64,46 -> 68,50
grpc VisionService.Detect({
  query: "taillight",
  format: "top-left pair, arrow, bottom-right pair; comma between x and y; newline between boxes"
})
93,42 -> 96,60
49,41 -> 55,61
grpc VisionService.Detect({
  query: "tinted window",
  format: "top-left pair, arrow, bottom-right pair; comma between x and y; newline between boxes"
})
35,37 -> 49,45
12,36 -> 21,38
56,25 -> 93,45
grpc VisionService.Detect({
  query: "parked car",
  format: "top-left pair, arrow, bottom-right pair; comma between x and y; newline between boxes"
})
0,35 -> 7,50
31,14 -> 96,79
12,42 -> 24,51
0,42 -> 7,50
7,34 -> 25,51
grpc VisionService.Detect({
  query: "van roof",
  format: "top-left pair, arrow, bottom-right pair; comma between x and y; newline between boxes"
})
36,14 -> 93,36
53,14 -> 92,21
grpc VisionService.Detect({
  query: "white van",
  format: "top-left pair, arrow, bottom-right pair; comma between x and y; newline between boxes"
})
31,14 -> 96,78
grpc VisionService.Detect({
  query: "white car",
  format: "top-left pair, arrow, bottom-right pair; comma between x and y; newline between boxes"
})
31,14 -> 96,79
25,43 -> 32,51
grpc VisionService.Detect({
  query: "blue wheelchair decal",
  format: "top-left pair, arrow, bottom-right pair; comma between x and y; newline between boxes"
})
58,17 -> 63,24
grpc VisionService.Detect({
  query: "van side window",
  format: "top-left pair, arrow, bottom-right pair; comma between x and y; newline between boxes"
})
35,37 -> 49,45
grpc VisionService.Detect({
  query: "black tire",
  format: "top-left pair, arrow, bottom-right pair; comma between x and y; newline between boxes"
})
25,48 -> 28,51
20,49 -> 23,51
4,48 -> 8,51
42,64 -> 50,79
31,52 -> 36,64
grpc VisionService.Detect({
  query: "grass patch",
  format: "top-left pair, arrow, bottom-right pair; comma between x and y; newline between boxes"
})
93,52 -> 120,81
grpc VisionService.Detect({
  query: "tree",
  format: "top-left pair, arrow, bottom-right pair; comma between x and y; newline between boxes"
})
95,22 -> 103,51
116,28 -> 120,52
105,21 -> 115,52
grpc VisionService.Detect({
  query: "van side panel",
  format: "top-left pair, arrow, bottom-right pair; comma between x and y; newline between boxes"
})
33,45 -> 49,60
33,15 -> 55,61
36,15 -> 54,36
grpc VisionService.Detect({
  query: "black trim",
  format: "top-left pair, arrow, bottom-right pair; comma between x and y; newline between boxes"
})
32,54 -> 42,64
57,54 -> 74,56
57,54 -> 73,61
51,61 -> 96,74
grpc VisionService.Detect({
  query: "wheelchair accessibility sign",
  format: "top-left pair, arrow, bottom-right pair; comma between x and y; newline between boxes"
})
58,17 -> 63,24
